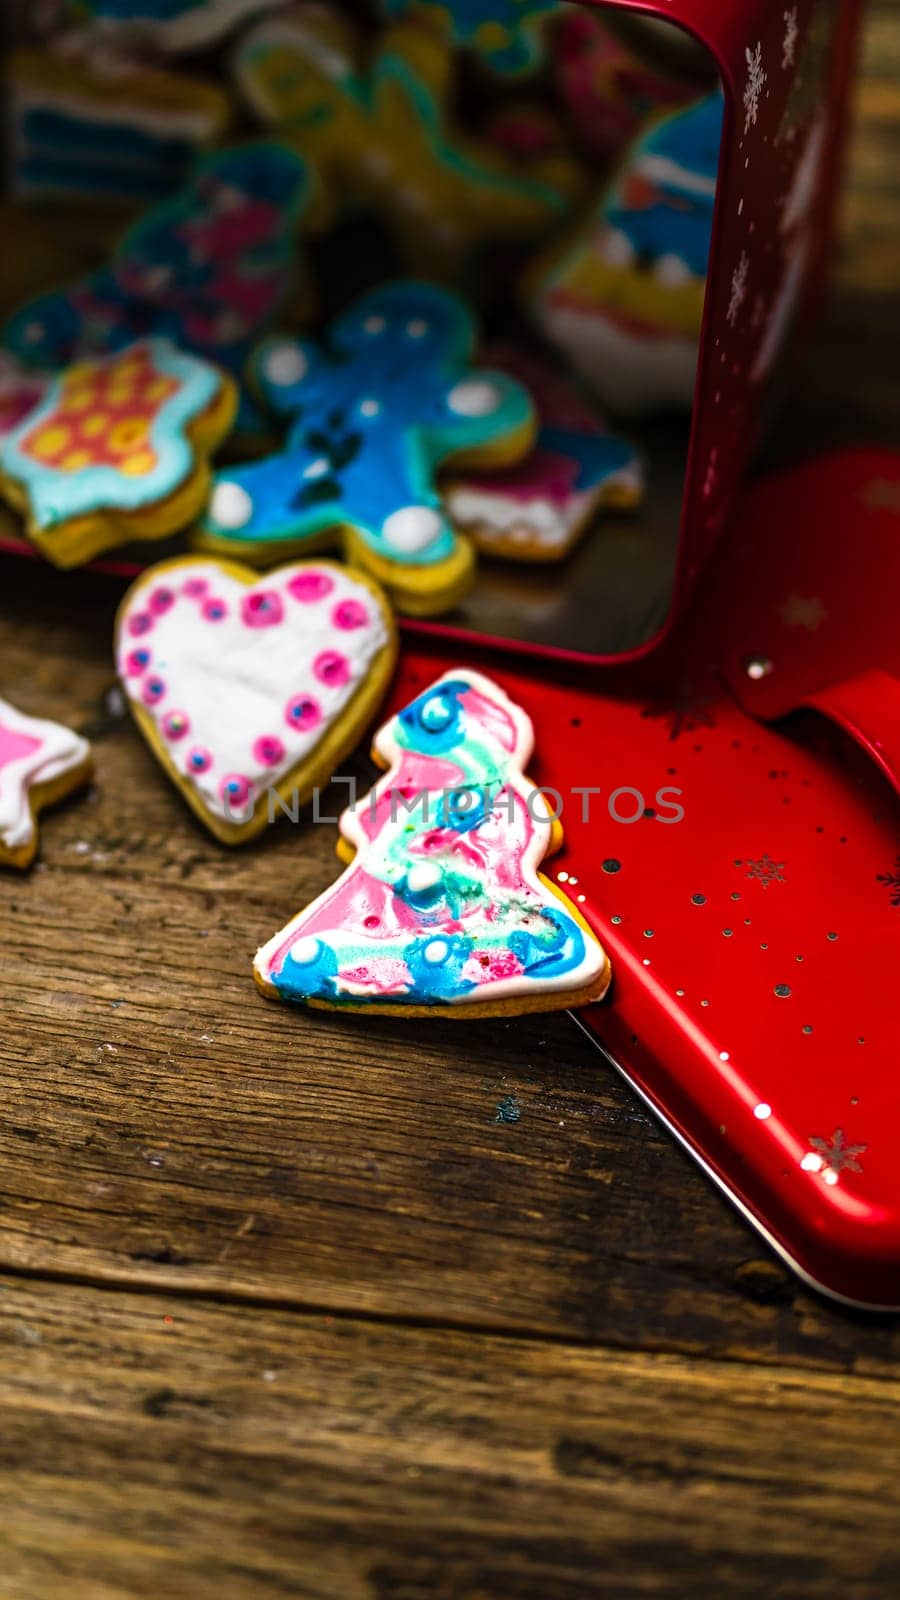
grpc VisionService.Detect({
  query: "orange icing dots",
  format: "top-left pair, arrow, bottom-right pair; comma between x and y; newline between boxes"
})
22,347 -> 180,478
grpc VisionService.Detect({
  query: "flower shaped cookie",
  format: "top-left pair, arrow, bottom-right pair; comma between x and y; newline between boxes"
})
0,339 -> 236,567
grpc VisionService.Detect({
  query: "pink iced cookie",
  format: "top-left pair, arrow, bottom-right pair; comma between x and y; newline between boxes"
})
0,694 -> 92,868
115,556 -> 397,844
445,345 -> 644,560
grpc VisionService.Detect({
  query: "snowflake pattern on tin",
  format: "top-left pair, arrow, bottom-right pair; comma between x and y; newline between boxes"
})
743,42 -> 766,135
800,1129 -> 867,1186
727,252 -> 750,327
876,858 -> 900,907
742,855 -> 786,888
782,8 -> 799,71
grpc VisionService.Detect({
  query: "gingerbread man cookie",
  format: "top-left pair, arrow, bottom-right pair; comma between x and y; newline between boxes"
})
234,10 -> 580,283
4,144 -> 309,437
196,281 -> 536,615
529,90 -> 724,416
116,556 -> 397,844
0,339 -> 236,568
0,695 -> 92,869
254,668 -> 611,1016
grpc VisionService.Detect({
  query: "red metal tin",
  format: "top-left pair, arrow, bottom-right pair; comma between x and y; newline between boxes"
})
392,455 -> 900,1304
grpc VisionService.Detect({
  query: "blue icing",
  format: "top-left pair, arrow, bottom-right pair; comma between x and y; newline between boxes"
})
398,678 -> 468,753
539,427 -> 636,492
201,281 -> 532,568
436,785 -> 490,833
383,0 -> 554,75
271,935 -> 340,1002
509,904 -> 587,978
606,92 -> 724,278
639,91 -> 724,186
405,933 -> 475,1001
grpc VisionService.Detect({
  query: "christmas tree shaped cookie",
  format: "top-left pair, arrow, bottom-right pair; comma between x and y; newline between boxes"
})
254,669 -> 610,1017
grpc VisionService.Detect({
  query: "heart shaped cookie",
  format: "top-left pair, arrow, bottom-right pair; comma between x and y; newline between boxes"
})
115,555 -> 397,844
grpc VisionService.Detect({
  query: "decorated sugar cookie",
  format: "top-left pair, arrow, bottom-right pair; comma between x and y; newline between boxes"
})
0,695 -> 92,869
0,340 -> 236,568
234,11 -> 580,283
4,144 -> 309,436
196,281 -> 536,615
254,668 -> 610,1016
445,344 -> 643,561
115,556 -> 397,844
9,44 -> 229,208
382,0 -> 554,77
67,0 -> 288,54
529,90 -> 724,415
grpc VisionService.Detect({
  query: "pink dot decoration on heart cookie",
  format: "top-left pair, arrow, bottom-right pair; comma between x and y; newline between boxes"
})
203,597 -> 227,621
221,773 -> 252,807
314,651 -> 350,688
142,676 -> 166,705
187,746 -> 212,774
149,586 -> 175,616
183,577 -> 209,597
285,694 -> 321,732
128,612 -> 152,637
163,710 -> 189,741
125,648 -> 151,676
288,571 -> 334,603
242,591 -> 284,628
253,734 -> 286,766
332,599 -> 369,631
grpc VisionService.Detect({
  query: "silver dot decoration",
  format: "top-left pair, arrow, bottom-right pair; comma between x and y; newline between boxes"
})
745,655 -> 774,680
774,984 -> 792,998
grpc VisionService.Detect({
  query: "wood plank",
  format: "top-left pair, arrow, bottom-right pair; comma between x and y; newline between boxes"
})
2,1274 -> 900,1600
2,573 -> 900,1373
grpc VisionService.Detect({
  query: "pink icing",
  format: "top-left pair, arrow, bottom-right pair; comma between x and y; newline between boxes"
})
128,612 -> 153,637
202,598 -> 228,621
253,734 -> 286,766
313,651 -> 350,688
149,586 -> 175,616
285,694 -> 321,732
461,444 -> 581,506
242,591 -> 284,628
0,723 -> 42,770
332,599 -> 369,631
289,571 -> 334,603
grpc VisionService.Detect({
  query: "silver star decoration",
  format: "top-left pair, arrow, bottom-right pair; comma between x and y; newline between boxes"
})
743,854 -> 785,888
778,594 -> 828,631
801,1129 -> 867,1186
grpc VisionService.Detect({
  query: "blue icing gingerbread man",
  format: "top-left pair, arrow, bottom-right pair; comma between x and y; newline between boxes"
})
197,281 -> 535,615
383,0 -> 555,76
3,144 -> 308,436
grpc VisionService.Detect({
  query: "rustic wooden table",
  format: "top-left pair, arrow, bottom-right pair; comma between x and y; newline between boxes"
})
2,10 -> 899,1597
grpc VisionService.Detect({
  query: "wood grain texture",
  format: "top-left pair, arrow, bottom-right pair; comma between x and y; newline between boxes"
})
0,3 -> 899,1594
3,1276 -> 900,1600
